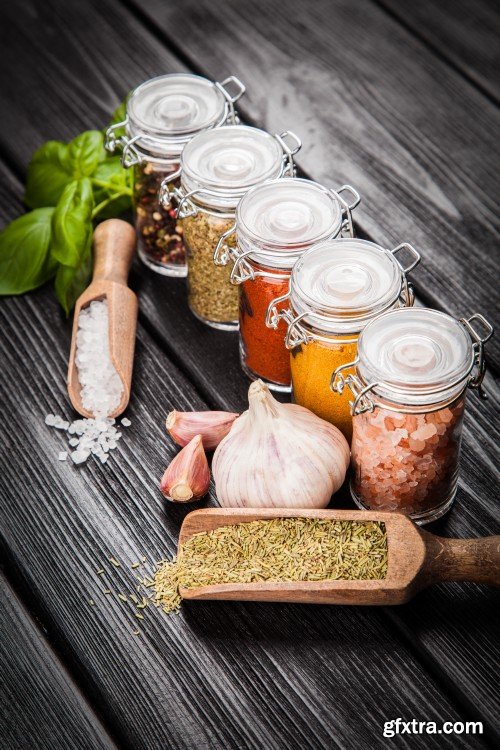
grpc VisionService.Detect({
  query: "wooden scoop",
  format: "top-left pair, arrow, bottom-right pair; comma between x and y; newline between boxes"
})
67,219 -> 138,419
178,508 -> 500,606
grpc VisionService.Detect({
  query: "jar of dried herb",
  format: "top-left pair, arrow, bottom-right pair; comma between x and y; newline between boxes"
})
165,126 -> 301,329
269,238 -> 420,440
105,73 -> 245,277
334,308 -> 493,524
215,178 -> 360,390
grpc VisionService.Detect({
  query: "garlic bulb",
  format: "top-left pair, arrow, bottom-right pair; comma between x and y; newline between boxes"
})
160,435 -> 210,503
166,410 -> 239,450
213,381 -> 350,508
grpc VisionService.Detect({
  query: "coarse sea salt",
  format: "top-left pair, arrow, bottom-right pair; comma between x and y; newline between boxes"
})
75,299 -> 123,418
45,299 -> 131,467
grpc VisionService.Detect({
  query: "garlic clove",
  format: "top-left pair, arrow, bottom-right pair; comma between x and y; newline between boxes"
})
160,434 -> 211,503
166,410 -> 239,451
213,380 -> 350,509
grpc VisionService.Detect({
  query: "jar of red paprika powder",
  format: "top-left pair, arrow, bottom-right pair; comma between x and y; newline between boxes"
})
105,73 -> 245,277
214,178 -> 360,391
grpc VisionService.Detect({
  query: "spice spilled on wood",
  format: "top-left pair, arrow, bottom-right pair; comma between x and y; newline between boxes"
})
153,518 -> 388,614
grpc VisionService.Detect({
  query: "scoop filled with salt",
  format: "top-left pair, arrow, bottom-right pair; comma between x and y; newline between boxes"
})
67,219 -> 138,419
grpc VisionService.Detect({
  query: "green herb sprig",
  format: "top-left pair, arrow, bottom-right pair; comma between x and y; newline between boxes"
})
0,101 -> 131,314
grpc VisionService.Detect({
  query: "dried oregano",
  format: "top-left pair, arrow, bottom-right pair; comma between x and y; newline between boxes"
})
153,518 -> 388,614
183,211 -> 238,324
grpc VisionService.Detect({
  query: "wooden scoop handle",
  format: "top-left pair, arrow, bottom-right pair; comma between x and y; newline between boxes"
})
92,219 -> 137,284
422,532 -> 500,587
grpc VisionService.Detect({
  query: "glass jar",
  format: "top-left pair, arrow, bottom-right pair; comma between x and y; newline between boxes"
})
105,73 -> 245,276
215,178 -> 360,390
333,308 -> 493,524
164,126 -> 301,330
269,238 -> 420,440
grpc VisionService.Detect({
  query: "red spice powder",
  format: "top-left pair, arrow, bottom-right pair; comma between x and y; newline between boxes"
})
239,265 -> 291,386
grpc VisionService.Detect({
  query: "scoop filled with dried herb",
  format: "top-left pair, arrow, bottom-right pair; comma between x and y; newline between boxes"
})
153,518 -> 388,614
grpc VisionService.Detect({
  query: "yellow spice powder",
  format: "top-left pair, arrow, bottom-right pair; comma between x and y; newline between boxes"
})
290,336 -> 358,442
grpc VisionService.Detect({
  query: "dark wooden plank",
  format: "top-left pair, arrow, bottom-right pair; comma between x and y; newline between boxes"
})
377,0 -> 500,103
0,164 -> 490,749
0,0 -> 494,740
131,0 -> 500,371
0,571 -> 116,750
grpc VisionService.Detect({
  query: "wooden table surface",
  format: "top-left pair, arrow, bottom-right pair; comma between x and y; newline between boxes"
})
0,1 -> 498,748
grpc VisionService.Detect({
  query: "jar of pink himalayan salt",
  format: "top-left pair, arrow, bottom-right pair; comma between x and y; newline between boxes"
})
332,308 -> 493,524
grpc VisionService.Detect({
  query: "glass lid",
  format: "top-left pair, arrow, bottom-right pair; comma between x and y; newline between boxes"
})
357,308 -> 473,403
180,126 -> 284,208
291,239 -> 403,331
236,178 -> 342,261
127,73 -> 227,150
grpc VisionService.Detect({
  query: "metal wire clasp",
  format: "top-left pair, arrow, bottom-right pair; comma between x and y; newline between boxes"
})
330,359 -> 376,416
390,242 -> 421,307
265,292 -> 291,329
158,166 -> 184,211
331,185 -> 361,238
274,131 -> 302,176
215,76 -> 246,125
229,249 -> 256,284
460,313 -> 494,399
105,118 -> 127,153
214,224 -> 237,266
104,119 -> 146,168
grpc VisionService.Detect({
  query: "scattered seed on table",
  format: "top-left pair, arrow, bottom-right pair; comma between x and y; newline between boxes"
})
96,568 -> 105,575
89,599 -> 95,606
133,630 -> 141,636
135,612 -> 144,620
103,589 -> 111,595
109,558 -> 121,567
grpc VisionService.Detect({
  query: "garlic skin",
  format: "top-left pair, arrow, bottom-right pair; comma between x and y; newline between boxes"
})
160,435 -> 211,503
213,381 -> 350,509
166,410 -> 239,451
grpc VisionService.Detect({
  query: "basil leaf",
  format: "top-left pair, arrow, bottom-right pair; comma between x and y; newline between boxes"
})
51,178 -> 94,267
0,208 -> 57,294
54,238 -> 92,316
24,141 -> 73,208
25,131 -> 105,209
68,130 -> 106,177
92,156 -> 133,218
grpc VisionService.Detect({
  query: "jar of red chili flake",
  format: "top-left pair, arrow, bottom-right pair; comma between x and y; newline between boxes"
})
214,178 -> 360,391
105,73 -> 245,277
162,126 -> 301,330
334,308 -> 493,524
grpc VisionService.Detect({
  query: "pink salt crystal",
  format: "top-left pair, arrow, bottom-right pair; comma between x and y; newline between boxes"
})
409,438 -> 426,452
439,408 -> 453,423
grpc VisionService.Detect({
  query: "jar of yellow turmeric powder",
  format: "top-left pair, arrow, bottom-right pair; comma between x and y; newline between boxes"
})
267,238 -> 421,440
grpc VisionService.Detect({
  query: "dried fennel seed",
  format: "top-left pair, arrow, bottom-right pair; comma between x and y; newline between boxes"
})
153,519 -> 388,615
183,212 -> 238,323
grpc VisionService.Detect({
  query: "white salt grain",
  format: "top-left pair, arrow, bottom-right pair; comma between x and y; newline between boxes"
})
121,418 -> 131,427
75,300 -> 123,420
58,452 -> 68,461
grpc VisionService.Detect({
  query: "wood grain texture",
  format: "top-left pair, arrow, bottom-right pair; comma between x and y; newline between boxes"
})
0,160 -> 494,749
134,0 -> 500,371
0,0 -> 498,745
378,0 -> 500,103
0,291 -> 480,750
0,571 -> 116,750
